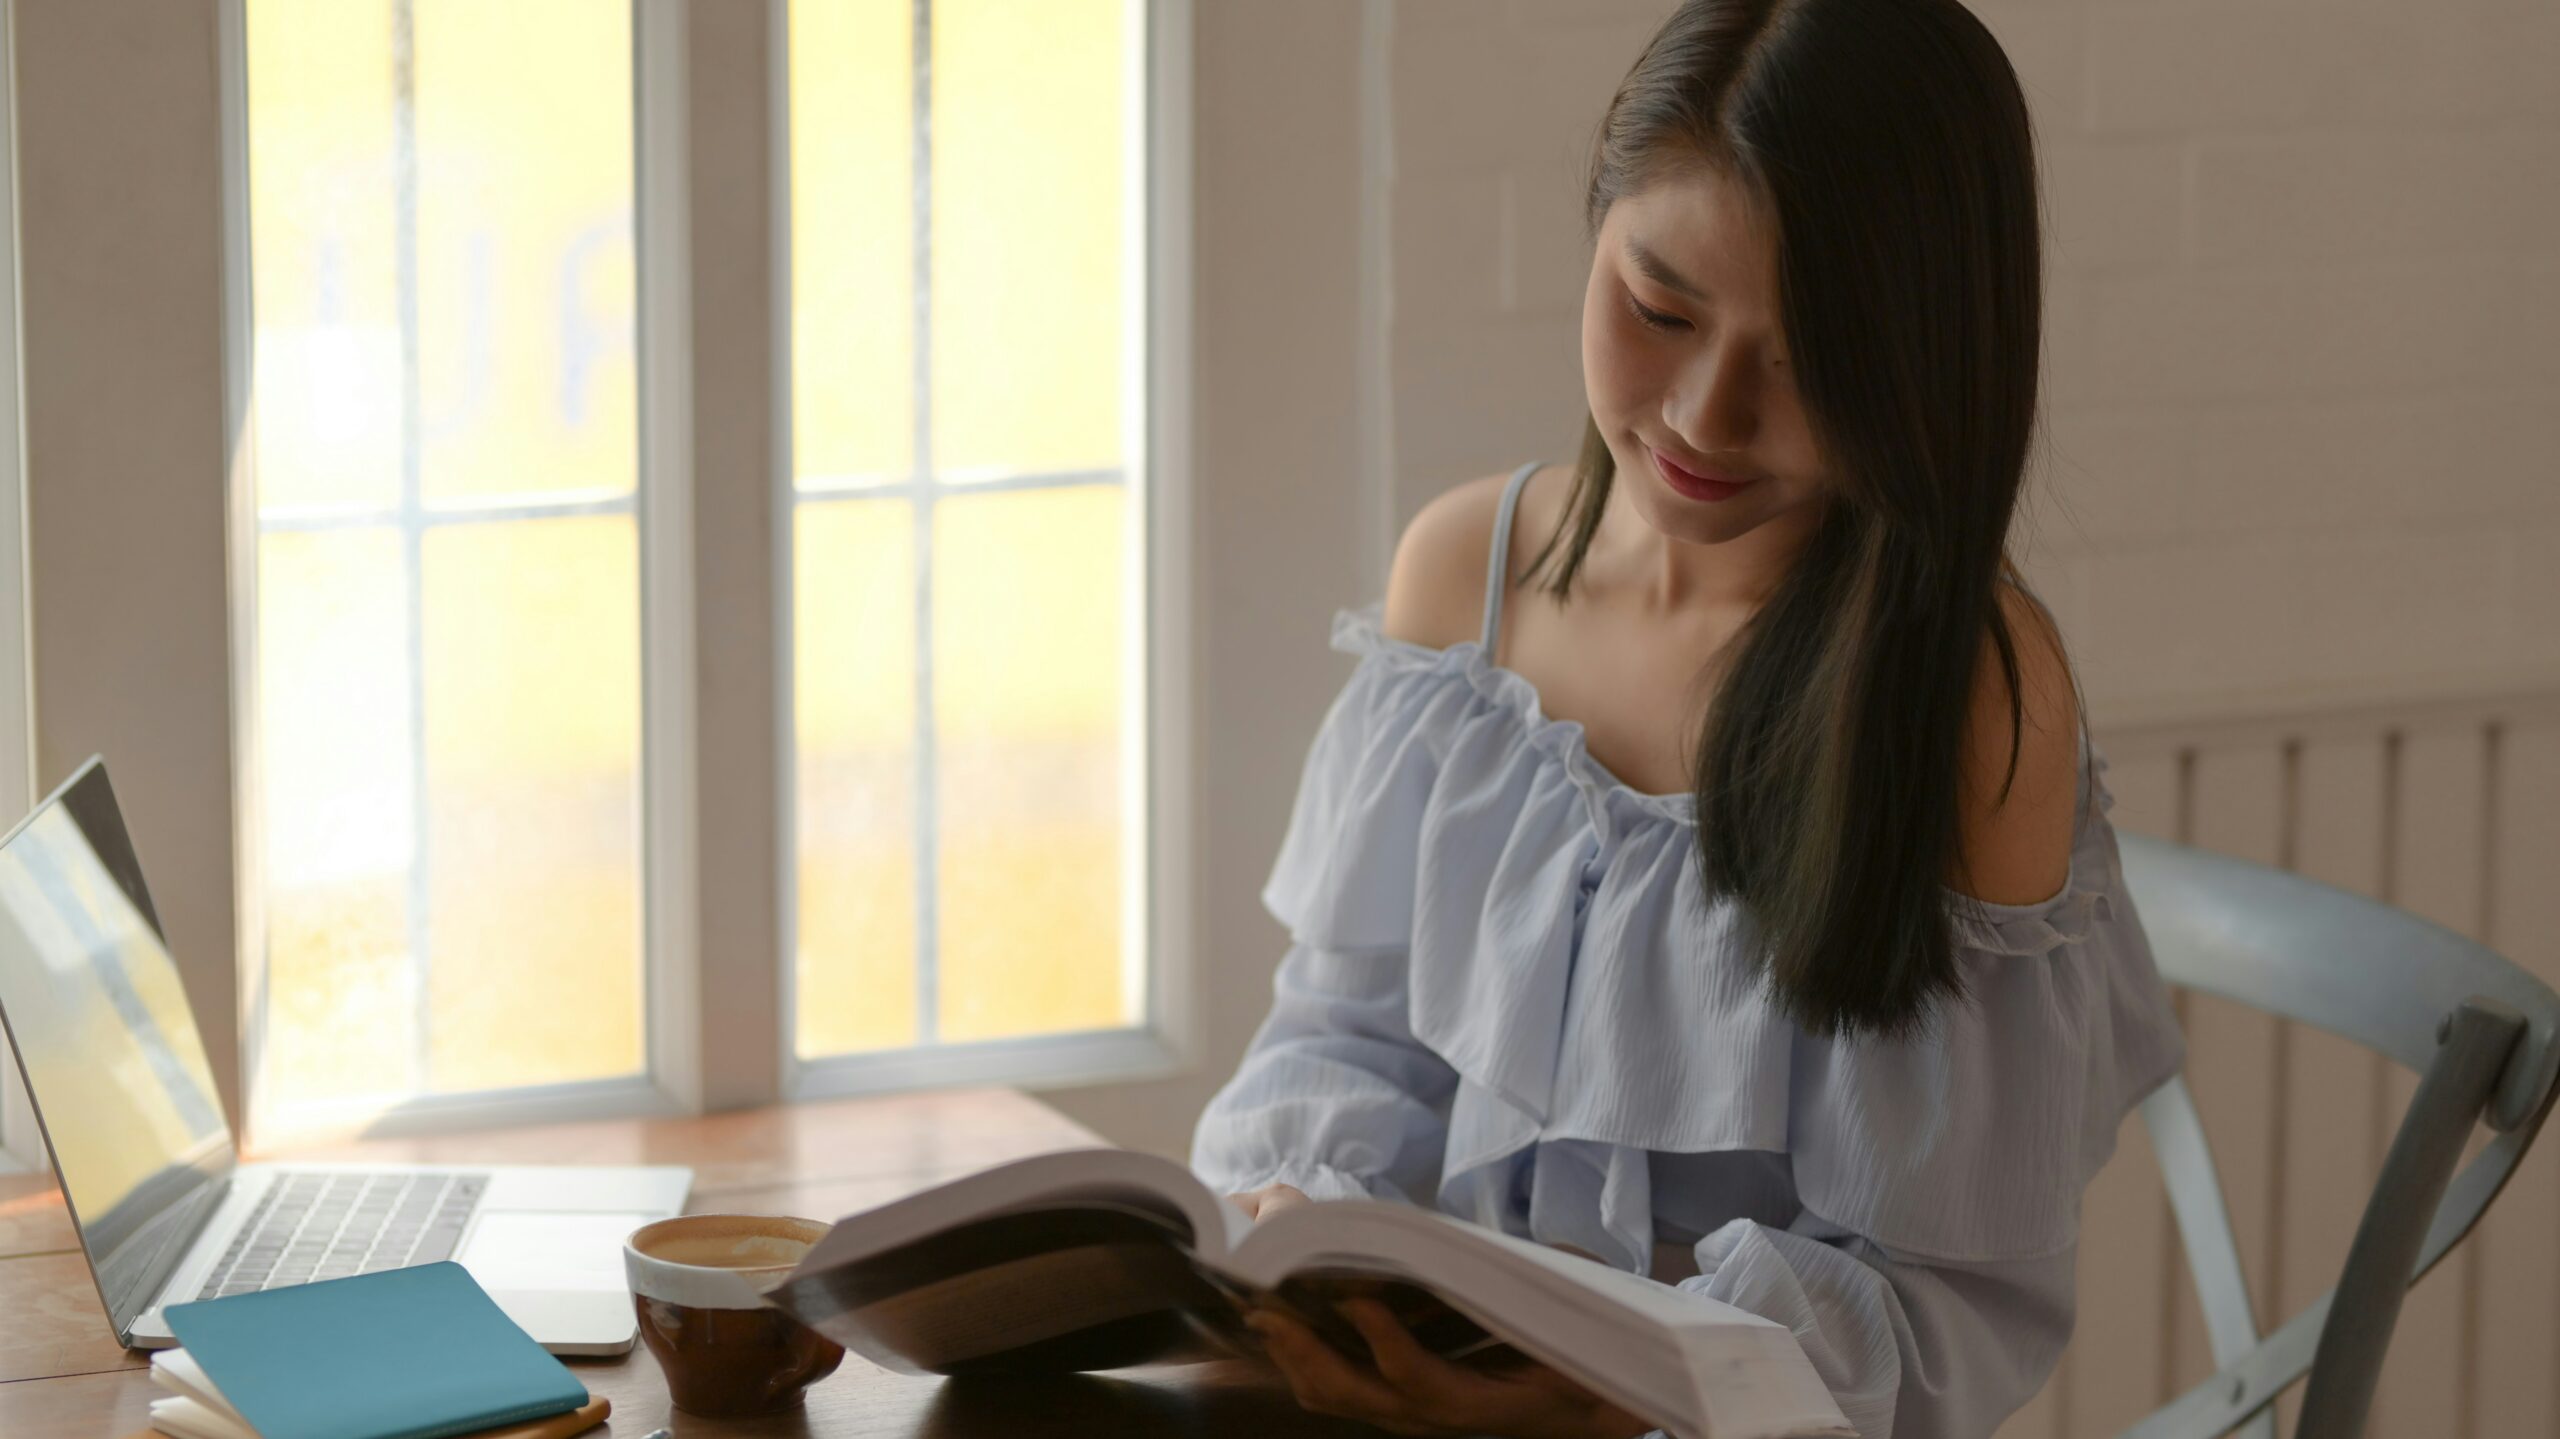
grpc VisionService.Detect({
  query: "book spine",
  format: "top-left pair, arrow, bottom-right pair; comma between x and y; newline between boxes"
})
391,1396 -> 585,1439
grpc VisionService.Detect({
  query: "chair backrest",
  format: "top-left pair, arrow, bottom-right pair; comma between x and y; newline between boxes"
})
2112,831 -> 2560,1439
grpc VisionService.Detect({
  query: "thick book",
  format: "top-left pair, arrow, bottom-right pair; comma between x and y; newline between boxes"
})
158,1262 -> 592,1439
762,1149 -> 1853,1439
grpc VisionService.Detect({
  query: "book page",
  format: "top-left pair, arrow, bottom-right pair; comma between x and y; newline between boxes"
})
789,1148 -> 1240,1276
149,1348 -> 238,1420
146,1396 -> 255,1439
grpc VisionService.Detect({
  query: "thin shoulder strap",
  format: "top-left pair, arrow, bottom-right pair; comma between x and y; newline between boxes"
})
1480,460 -> 1542,655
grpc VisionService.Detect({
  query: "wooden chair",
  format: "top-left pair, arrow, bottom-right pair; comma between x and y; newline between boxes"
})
2115,832 -> 2560,1439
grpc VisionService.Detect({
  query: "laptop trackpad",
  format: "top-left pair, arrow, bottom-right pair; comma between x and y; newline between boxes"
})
459,1210 -> 655,1292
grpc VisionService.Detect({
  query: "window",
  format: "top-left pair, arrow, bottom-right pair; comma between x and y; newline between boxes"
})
228,0 -> 1177,1133
786,0 -> 1151,1076
242,0 -> 646,1122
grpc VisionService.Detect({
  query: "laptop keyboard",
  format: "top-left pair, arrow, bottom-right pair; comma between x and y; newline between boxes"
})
195,1171 -> 488,1299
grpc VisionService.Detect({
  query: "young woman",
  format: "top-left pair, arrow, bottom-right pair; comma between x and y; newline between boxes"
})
1189,1 -> 2186,1436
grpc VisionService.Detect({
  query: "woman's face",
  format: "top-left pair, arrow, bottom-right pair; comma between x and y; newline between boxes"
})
1581,168 -> 1833,549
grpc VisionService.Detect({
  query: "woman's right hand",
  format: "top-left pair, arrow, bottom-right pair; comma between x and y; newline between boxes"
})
1228,1183 -> 1312,1221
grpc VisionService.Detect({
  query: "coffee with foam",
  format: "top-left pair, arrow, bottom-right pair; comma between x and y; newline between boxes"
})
639,1231 -> 812,1270
624,1214 -> 844,1417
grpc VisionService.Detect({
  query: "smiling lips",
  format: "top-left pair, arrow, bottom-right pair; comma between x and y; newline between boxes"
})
1648,445 -> 1754,503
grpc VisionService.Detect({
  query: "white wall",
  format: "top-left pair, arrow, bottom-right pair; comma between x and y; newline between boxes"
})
13,0 -> 243,1135
1376,0 -> 2560,726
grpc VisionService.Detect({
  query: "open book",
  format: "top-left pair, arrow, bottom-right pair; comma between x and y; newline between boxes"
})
761,1149 -> 1852,1439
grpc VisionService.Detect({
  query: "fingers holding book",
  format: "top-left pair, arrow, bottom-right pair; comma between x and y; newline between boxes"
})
1243,1298 -> 1659,1439
1225,1184 -> 1312,1221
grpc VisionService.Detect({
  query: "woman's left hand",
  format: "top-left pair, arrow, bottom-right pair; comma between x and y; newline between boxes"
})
1243,1297 -> 1657,1439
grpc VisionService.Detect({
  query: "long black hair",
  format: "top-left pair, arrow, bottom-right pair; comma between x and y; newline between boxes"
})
1521,0 -> 2079,1038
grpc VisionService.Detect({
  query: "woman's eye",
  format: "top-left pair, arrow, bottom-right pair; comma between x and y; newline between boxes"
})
1622,291 -> 1688,334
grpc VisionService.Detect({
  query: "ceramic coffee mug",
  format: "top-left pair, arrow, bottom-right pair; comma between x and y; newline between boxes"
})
624,1214 -> 845,1416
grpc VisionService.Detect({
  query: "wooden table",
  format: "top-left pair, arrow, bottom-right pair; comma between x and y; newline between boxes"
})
0,1089 -> 1382,1437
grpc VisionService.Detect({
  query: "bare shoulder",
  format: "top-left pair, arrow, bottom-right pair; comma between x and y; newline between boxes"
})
1950,582 -> 2085,906
1380,468 -> 1536,650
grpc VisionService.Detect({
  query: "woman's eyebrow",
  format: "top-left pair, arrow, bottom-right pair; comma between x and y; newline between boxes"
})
1624,239 -> 1710,301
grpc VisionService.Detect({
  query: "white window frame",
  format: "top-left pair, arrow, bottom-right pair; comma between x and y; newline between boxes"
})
0,0 -> 40,1175
215,0 -> 1195,1142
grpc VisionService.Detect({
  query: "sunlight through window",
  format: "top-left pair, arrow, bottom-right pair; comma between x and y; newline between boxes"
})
789,0 -> 1145,1060
245,0 -> 644,1118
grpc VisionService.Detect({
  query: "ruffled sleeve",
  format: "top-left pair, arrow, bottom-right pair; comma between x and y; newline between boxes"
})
1190,617 -> 1473,1203
1189,937 -> 1460,1205
1671,1216 -> 2078,1439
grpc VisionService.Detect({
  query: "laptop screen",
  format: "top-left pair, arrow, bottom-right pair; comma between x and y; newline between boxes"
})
0,759 -> 233,1338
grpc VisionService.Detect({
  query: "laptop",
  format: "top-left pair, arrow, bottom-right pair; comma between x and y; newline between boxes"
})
0,757 -> 691,1355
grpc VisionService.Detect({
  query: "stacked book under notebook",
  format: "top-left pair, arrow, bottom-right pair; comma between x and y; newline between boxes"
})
140,1262 -> 608,1439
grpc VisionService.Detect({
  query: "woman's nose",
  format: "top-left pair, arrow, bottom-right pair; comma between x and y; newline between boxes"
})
1664,340 -> 1760,453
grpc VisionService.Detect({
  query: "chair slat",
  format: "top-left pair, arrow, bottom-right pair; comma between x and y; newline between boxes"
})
2119,835 -> 2559,1132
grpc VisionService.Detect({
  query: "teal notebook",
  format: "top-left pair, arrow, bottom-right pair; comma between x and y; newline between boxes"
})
163,1261 -> 589,1439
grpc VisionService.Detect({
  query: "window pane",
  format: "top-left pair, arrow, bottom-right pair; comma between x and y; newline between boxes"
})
258,530 -> 418,1102
789,0 -> 914,489
932,487 -> 1129,1040
421,518 -> 643,1092
246,0 -> 644,1118
415,0 -> 637,507
245,0 -> 401,513
794,500 -> 919,1058
930,1 -> 1127,478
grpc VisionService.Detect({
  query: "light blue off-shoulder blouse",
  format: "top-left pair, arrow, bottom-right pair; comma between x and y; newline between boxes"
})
1190,461 -> 2186,1439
